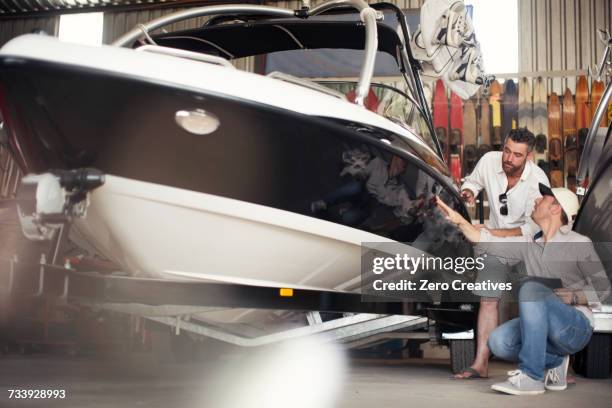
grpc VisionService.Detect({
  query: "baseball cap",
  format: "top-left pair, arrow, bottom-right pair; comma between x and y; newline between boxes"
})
538,183 -> 580,220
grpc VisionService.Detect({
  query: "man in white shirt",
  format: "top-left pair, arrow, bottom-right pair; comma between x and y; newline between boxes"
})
454,128 -> 550,379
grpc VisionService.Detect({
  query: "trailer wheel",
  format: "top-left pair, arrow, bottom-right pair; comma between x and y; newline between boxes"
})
449,339 -> 476,374
573,333 -> 612,379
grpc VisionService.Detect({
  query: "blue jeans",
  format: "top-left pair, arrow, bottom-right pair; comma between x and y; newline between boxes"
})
487,281 -> 593,381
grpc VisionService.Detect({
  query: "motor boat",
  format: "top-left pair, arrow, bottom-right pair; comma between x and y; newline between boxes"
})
0,1 -> 472,325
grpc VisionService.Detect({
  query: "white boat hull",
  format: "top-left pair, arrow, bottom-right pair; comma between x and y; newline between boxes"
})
72,175 -> 392,293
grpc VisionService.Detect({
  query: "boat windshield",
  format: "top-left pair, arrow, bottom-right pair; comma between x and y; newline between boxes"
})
317,81 -> 437,152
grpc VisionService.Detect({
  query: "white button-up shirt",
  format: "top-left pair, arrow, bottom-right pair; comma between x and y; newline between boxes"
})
461,151 -> 550,236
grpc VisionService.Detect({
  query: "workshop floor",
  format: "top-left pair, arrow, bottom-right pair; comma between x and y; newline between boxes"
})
1,350 -> 611,408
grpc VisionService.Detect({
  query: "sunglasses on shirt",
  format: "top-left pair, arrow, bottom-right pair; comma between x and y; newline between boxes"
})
499,193 -> 508,216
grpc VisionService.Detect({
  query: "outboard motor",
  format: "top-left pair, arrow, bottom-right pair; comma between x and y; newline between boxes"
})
16,168 -> 105,241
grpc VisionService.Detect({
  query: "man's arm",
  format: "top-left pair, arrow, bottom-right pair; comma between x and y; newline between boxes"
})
436,197 -> 527,261
460,155 -> 487,201
486,227 -> 523,237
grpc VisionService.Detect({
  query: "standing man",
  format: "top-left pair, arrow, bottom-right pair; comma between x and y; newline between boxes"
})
437,186 -> 609,394
455,128 -> 550,379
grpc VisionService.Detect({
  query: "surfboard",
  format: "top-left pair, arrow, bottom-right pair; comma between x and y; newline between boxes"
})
548,92 -> 563,187
562,88 -> 577,191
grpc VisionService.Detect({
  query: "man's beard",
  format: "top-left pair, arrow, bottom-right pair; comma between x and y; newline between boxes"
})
503,161 -> 524,177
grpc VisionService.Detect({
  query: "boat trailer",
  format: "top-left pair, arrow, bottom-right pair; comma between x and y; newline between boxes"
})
0,256 -> 448,349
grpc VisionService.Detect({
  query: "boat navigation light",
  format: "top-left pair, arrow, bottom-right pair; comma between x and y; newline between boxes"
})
175,109 -> 220,135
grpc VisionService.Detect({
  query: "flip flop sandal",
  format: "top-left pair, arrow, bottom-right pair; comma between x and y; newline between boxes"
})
451,367 -> 488,380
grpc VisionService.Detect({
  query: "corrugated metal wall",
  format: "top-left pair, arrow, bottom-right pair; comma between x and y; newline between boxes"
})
103,0 -> 425,45
519,0 -> 612,94
103,7 -> 209,45
0,16 -> 59,47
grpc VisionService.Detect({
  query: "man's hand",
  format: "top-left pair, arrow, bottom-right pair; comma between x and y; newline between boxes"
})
554,288 -> 587,305
461,189 -> 475,205
436,197 -> 482,243
554,288 -> 574,305
436,196 -> 465,225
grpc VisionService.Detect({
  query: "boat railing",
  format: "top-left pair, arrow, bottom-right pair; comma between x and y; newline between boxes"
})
111,0 -> 380,108
135,44 -> 236,69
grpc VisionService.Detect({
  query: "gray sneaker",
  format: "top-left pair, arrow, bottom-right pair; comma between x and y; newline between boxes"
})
545,355 -> 570,391
491,370 -> 545,395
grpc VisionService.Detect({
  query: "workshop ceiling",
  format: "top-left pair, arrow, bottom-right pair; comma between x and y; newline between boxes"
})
0,0 -> 180,17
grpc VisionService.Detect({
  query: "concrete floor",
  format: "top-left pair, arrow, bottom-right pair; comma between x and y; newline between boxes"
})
1,351 -> 611,408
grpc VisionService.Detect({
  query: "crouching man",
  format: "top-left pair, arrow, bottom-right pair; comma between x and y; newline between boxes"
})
436,184 -> 610,395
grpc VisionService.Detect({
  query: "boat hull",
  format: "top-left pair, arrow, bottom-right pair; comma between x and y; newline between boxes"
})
73,175 -> 385,292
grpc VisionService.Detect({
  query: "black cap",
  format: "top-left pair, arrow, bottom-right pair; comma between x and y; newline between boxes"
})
539,182 -> 554,197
